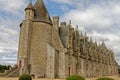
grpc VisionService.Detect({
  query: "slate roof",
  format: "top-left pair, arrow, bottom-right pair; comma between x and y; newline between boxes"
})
59,25 -> 70,48
34,0 -> 52,24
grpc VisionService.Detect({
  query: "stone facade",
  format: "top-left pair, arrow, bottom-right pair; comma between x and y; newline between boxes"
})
17,0 -> 118,78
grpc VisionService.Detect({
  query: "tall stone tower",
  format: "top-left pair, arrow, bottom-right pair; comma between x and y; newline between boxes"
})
18,0 -> 66,78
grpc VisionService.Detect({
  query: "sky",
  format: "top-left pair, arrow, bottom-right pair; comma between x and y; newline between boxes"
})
0,0 -> 120,65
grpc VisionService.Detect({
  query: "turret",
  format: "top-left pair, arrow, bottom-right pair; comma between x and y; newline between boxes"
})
90,37 -> 93,42
68,20 -> 71,26
79,30 -> 83,37
75,25 -> 78,30
94,40 -> 97,47
84,32 -> 88,42
25,1 -> 34,20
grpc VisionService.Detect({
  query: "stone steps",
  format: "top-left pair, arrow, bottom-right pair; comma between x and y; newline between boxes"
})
0,66 -> 19,77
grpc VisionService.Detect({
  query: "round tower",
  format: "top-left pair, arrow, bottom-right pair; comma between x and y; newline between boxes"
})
18,1 -> 35,75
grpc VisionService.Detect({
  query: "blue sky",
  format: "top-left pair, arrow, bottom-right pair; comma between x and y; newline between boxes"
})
0,0 -> 120,65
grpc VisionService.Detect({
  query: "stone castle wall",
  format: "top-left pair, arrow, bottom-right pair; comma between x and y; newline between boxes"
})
17,0 -> 118,78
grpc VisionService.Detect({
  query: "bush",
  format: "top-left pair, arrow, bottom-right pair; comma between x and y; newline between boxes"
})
96,77 -> 114,80
19,74 -> 32,80
66,75 -> 85,80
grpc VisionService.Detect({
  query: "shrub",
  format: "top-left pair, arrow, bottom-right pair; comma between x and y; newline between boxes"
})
19,74 -> 32,80
66,75 -> 85,80
96,77 -> 114,80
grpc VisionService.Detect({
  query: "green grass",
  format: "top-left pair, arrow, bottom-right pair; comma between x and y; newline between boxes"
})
66,75 -> 85,80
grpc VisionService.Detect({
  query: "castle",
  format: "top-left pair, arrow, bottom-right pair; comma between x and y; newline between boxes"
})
17,0 -> 118,78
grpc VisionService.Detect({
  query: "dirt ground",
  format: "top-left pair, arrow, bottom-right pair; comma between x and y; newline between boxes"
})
0,76 -> 119,80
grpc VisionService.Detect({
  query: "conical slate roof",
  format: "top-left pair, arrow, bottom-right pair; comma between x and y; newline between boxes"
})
34,0 -> 52,24
25,1 -> 34,10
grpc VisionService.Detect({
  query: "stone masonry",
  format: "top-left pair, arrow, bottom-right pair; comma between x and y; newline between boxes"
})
17,0 -> 118,78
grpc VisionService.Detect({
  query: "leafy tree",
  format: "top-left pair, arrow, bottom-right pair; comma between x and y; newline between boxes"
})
0,65 -> 11,73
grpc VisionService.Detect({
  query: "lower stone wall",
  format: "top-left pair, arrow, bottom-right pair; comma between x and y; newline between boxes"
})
46,44 -> 55,78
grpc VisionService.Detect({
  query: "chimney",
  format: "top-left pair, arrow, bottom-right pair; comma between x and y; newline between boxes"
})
53,16 -> 59,32
60,22 -> 66,26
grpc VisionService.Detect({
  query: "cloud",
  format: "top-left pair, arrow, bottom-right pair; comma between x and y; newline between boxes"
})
0,50 -> 17,65
0,0 -> 27,15
0,26 -> 17,36
0,0 -> 28,65
0,26 -> 18,62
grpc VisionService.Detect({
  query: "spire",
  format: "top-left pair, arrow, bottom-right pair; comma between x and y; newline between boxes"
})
102,41 -> 106,48
68,20 -> 71,25
76,25 -> 78,30
79,30 -> 83,37
34,0 -> 52,24
68,20 -> 72,28
84,32 -> 87,37
94,40 -> 97,47
25,1 -> 34,10
90,37 -> 92,42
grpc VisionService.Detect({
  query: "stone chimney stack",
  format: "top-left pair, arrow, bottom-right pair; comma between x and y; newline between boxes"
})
53,16 -> 59,32
60,22 -> 66,26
